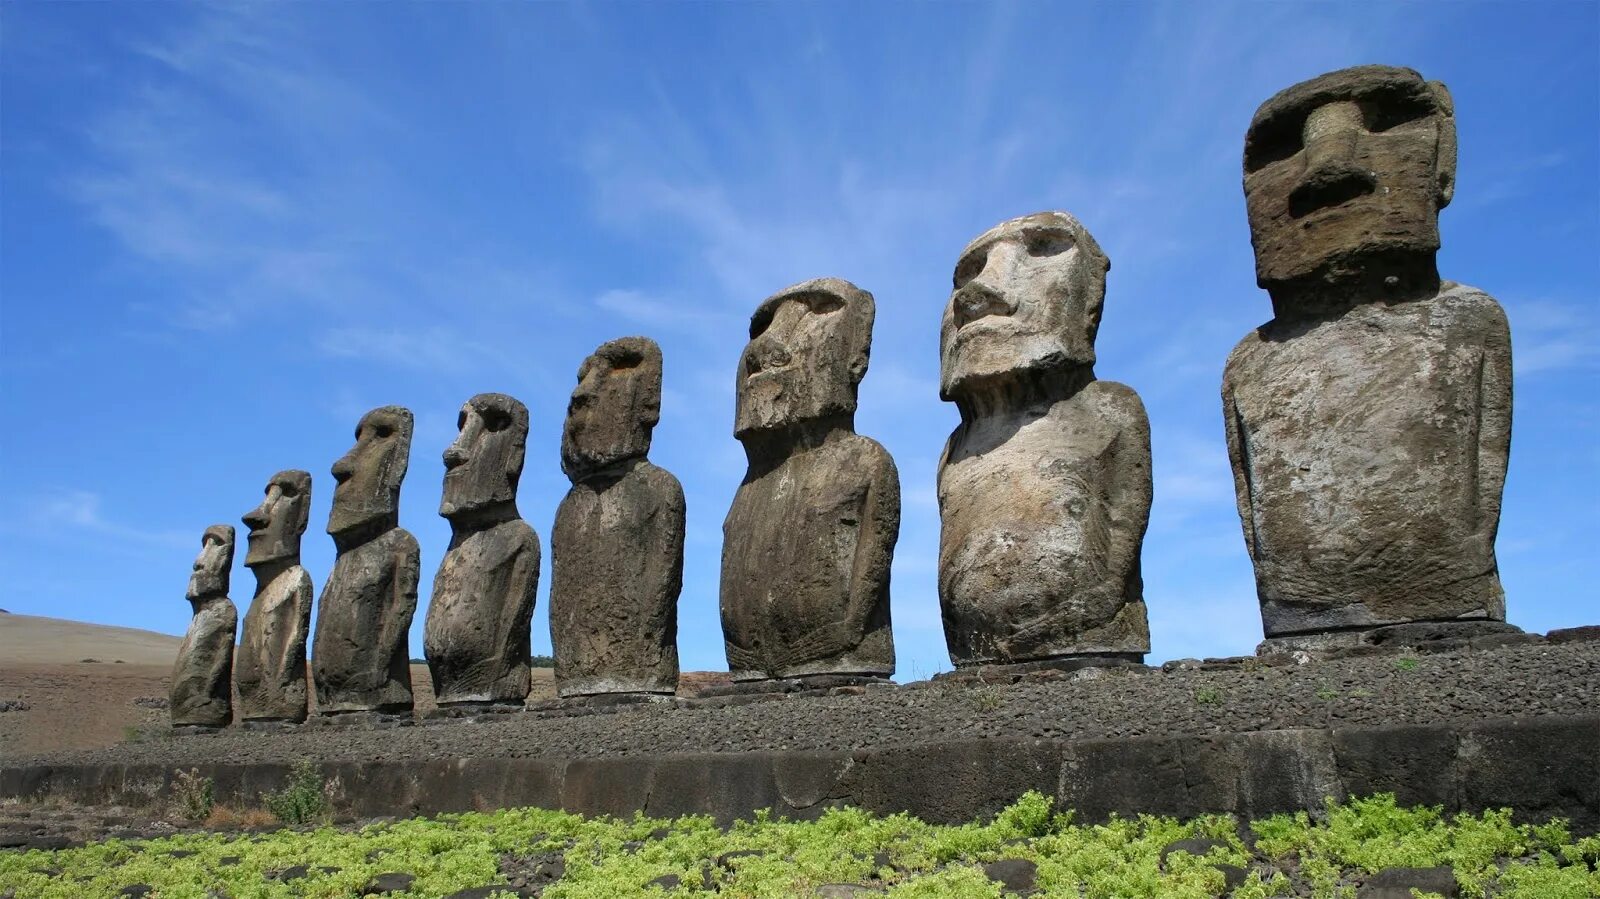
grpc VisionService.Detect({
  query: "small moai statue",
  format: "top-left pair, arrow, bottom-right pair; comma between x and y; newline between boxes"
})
171,524 -> 238,729
424,393 -> 541,708
720,278 -> 900,682
235,470 -> 315,723
312,406 -> 421,715
551,338 -> 685,697
1224,65 -> 1514,651
938,212 -> 1153,668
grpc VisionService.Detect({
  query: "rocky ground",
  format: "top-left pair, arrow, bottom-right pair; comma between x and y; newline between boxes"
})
11,631 -> 1596,771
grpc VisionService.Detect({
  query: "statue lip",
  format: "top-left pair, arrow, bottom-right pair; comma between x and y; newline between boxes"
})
950,314 -> 1018,345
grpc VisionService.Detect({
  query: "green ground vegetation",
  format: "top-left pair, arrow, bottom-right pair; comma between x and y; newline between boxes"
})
1,792 -> 1595,898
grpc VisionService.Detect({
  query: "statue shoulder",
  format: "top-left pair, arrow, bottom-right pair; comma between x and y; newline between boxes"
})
1434,281 -> 1510,340
634,459 -> 686,502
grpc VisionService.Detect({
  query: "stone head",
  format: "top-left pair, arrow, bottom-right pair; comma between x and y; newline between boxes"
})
242,470 -> 311,568
940,211 -> 1109,401
187,524 -> 235,601
561,337 -> 662,481
735,277 -> 874,439
441,392 -> 529,519
1244,64 -> 1457,291
328,405 -> 413,540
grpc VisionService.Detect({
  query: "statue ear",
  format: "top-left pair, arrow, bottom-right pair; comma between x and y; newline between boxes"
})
1428,80 -> 1457,210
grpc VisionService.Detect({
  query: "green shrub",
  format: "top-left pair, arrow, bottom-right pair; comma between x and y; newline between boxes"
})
263,760 -> 332,826
169,767 -> 214,822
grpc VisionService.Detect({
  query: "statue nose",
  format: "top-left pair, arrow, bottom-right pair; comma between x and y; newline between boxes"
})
1289,101 -> 1376,217
443,444 -> 470,470
745,338 -> 792,375
953,283 -> 1014,327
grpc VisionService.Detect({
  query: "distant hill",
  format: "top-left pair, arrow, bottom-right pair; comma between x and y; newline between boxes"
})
0,613 -> 181,666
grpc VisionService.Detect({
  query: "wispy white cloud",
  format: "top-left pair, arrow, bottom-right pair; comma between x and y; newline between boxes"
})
315,327 -> 500,375
68,5 -> 559,368
7,489 -> 193,552
594,289 -> 738,333
1509,298 -> 1600,375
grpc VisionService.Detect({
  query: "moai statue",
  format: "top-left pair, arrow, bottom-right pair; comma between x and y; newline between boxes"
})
551,338 -> 684,697
424,394 -> 541,708
721,278 -> 899,682
312,406 -> 421,715
171,524 -> 238,729
1224,65 -> 1514,651
234,470 -> 314,724
938,212 -> 1153,668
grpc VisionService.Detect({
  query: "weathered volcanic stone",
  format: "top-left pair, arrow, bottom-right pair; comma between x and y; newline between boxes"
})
551,338 -> 684,697
313,406 -> 421,715
1224,65 -> 1512,641
235,470 -> 314,723
171,524 -> 237,728
425,394 -> 540,707
938,212 -> 1152,667
721,278 -> 899,681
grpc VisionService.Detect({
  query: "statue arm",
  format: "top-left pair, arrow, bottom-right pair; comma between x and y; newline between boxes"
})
640,474 -> 686,669
382,534 -> 422,668
1474,302 -> 1513,543
278,570 -> 314,681
998,391 -> 1151,659
847,446 -> 899,637
1221,367 -> 1259,563
785,444 -> 900,667
508,526 -> 542,661
1102,389 -> 1153,598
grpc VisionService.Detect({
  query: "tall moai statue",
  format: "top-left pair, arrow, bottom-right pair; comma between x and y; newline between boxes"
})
424,393 -> 541,708
312,406 -> 421,715
938,212 -> 1153,668
551,338 -> 684,697
1225,65 -> 1514,651
721,278 -> 900,682
171,524 -> 238,729
235,470 -> 315,723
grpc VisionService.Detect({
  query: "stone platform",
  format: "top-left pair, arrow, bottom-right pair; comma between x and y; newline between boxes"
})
3,636 -> 1596,832
3,715 -> 1596,832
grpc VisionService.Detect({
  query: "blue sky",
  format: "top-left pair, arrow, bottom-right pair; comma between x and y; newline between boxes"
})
1,2 -> 1595,678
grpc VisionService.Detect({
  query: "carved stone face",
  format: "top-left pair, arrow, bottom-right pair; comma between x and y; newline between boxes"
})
328,405 -> 413,539
735,278 -> 873,439
187,524 -> 235,600
940,212 -> 1109,401
561,338 -> 662,481
441,393 -> 529,518
1243,65 -> 1457,289
242,470 -> 311,568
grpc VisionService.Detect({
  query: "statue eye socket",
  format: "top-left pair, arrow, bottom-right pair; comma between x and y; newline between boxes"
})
1364,97 -> 1432,133
278,484 -> 298,498
749,308 -> 775,339
1024,232 -> 1073,258
953,251 -> 986,288
374,425 -> 394,439
483,411 -> 511,432
1244,118 -> 1304,174
801,293 -> 844,315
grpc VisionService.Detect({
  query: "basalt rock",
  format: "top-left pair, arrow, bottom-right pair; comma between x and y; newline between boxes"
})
313,406 -> 420,715
425,394 -> 540,707
721,278 -> 899,681
551,339 -> 683,697
1224,66 -> 1513,642
938,212 -> 1152,667
171,525 -> 237,728
235,470 -> 314,723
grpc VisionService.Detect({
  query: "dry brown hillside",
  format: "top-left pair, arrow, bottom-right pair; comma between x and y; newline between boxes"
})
0,613 -> 724,758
